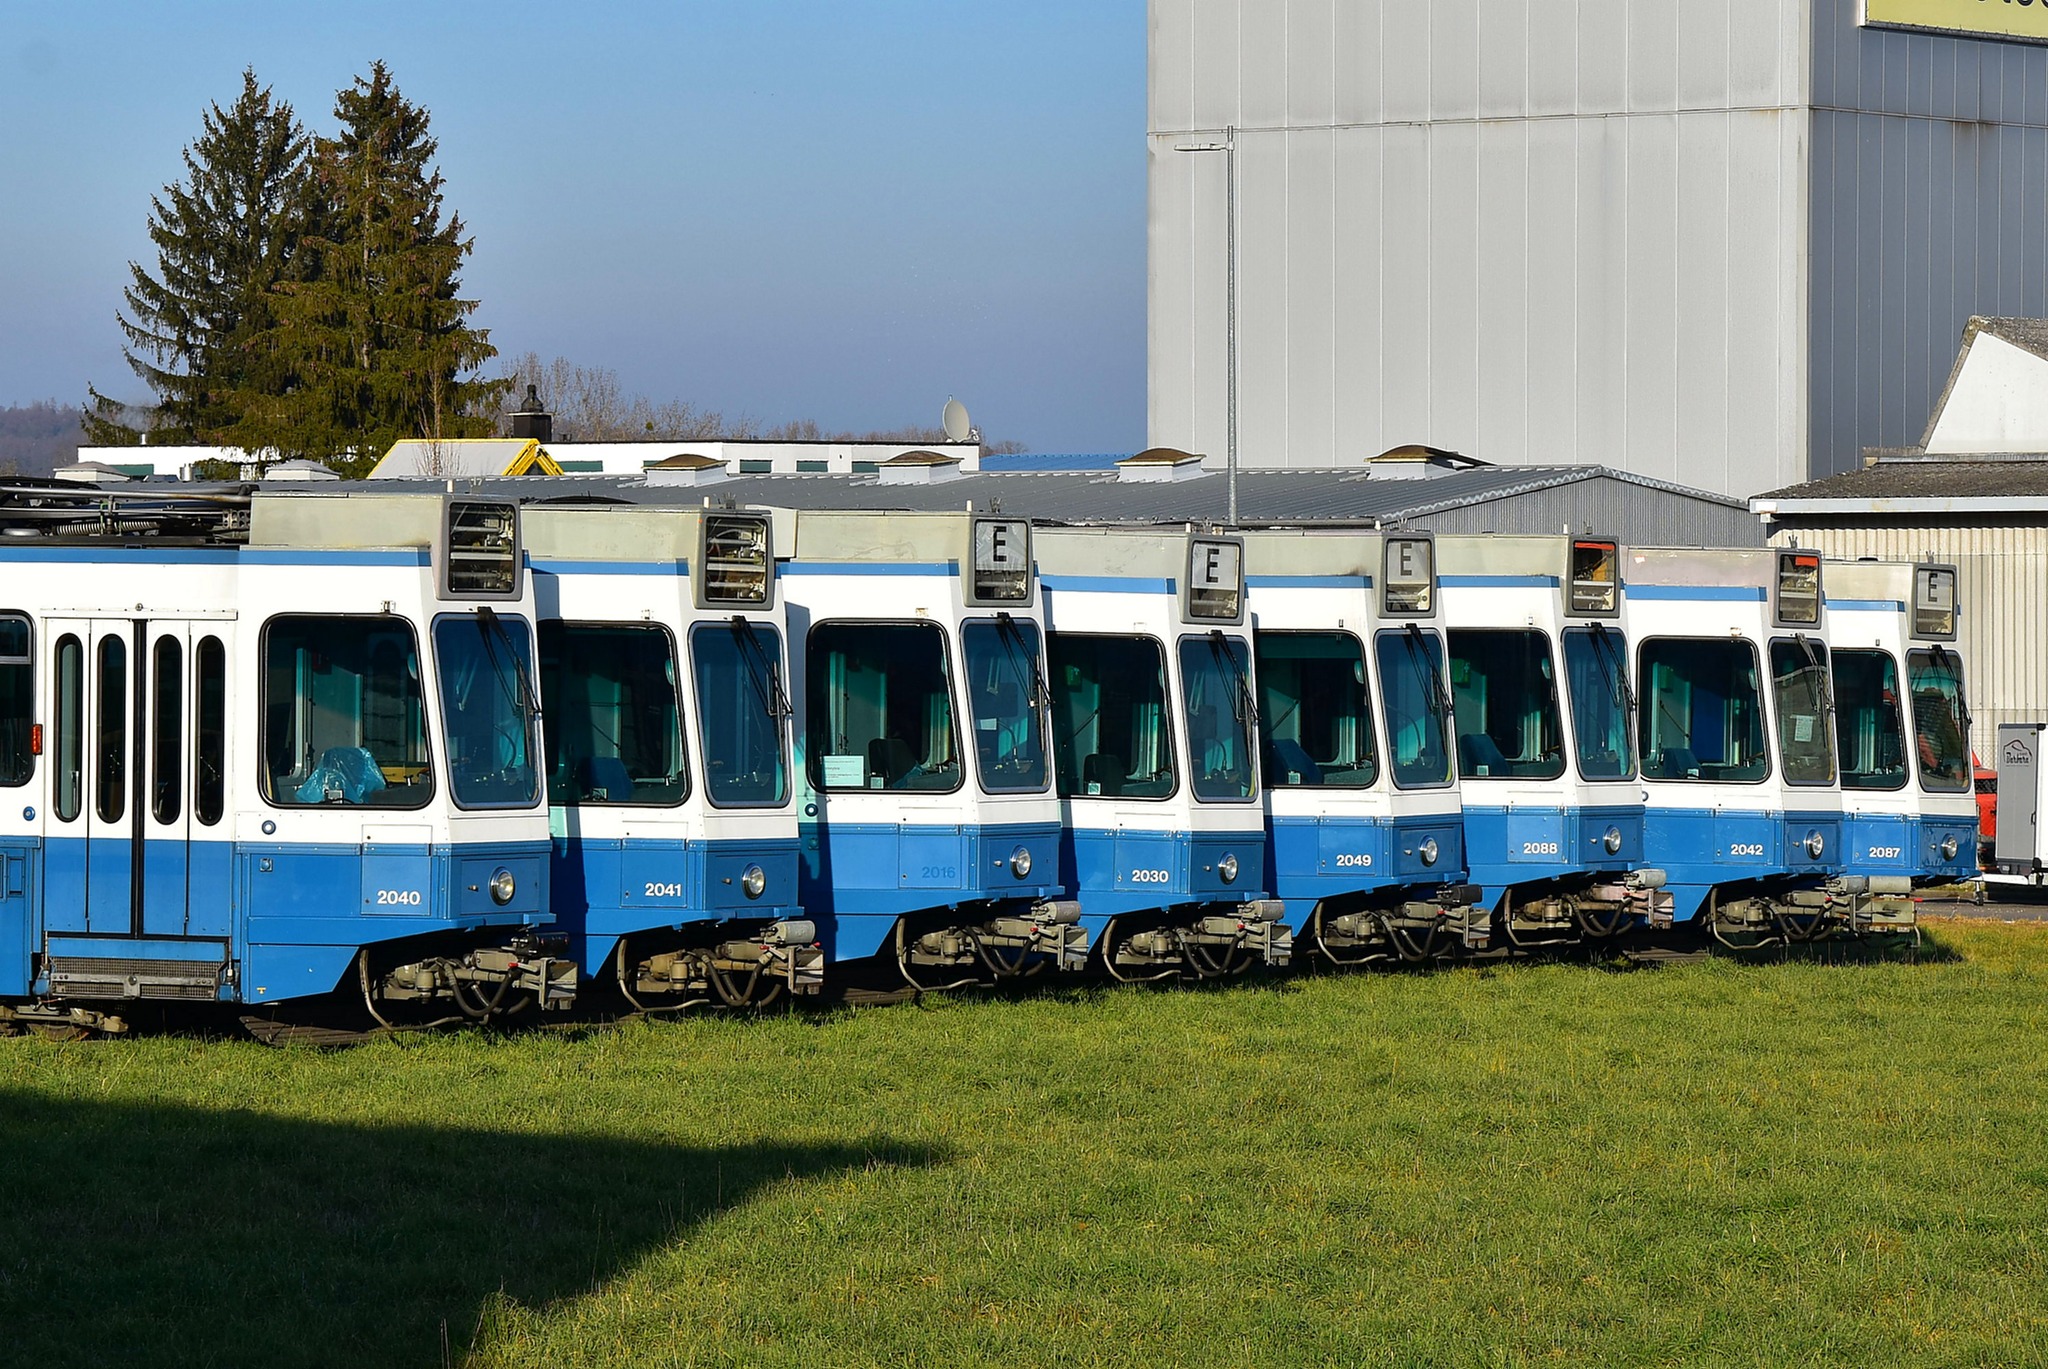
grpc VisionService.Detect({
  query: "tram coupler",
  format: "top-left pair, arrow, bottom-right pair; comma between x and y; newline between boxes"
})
1831,875 -> 1917,935
909,900 -> 1089,977
381,938 -> 579,1012
1111,900 -> 1290,976
713,919 -> 825,995
1575,868 -> 1672,935
0,1002 -> 130,1036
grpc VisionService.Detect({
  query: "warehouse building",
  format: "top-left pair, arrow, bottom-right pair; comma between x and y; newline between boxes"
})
1150,0 -> 2048,497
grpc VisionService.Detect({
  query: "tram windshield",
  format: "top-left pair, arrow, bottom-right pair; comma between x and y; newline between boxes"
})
1770,638 -> 1836,786
807,622 -> 960,791
1907,648 -> 1971,794
538,622 -> 687,806
1374,628 -> 1454,788
1562,625 -> 1635,781
1448,629 -> 1565,780
1254,630 -> 1377,788
960,618 -> 1050,793
692,618 -> 790,806
433,613 -> 541,808
1179,635 -> 1256,801
1636,639 -> 1769,783
1832,649 -> 1906,791
1048,633 -> 1174,799
262,615 -> 433,808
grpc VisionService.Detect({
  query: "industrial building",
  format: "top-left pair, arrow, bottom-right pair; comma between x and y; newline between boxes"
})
1150,0 -> 2048,497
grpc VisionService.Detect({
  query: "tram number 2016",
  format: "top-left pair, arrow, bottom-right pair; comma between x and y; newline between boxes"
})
375,889 -> 423,906
1728,843 -> 1766,857
643,882 -> 686,899
1129,869 -> 1173,884
1867,847 -> 1903,860
1334,853 -> 1373,868
1520,842 -> 1560,856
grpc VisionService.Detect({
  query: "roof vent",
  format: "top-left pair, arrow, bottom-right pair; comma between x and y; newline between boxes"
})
642,453 -> 728,487
1116,447 -> 1208,483
510,384 -> 553,443
54,462 -> 136,486
877,450 -> 964,484
1366,444 -> 1489,480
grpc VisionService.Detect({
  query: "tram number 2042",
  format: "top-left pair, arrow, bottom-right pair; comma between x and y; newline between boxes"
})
1728,843 -> 1766,858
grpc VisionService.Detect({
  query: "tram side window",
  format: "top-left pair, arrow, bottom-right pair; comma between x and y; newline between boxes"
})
1179,635 -> 1257,801
262,616 -> 433,808
1907,648 -> 1971,794
1045,633 -> 1175,800
1447,629 -> 1565,780
54,635 -> 82,821
433,614 -> 542,809
96,635 -> 126,823
1254,630 -> 1378,789
959,619 -> 1051,794
1373,629 -> 1454,789
1561,626 -> 1636,781
1769,639 -> 1837,786
1833,649 -> 1907,791
1636,639 -> 1768,783
692,620 -> 792,807
0,614 -> 32,787
807,622 -> 961,792
151,636 -> 181,823
195,636 -> 225,825
537,622 -> 688,806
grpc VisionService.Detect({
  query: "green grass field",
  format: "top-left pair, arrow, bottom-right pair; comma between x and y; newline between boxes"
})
5,918 -> 2048,1368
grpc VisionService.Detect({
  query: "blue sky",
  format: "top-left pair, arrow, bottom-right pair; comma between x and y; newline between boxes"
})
0,1 -> 1145,451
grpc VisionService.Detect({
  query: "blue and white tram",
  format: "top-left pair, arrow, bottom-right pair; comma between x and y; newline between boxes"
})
1241,528 -> 1486,962
526,504 -> 815,1009
1627,547 -> 1848,946
1440,536 -> 1668,946
1825,558 -> 1977,933
1037,526 -> 1288,978
778,510 -> 1083,989
0,490 -> 573,1036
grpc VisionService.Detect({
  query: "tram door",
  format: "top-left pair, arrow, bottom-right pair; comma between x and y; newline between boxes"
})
46,618 -> 229,940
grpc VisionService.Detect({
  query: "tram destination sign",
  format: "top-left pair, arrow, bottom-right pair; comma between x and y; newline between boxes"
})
1861,0 -> 2048,45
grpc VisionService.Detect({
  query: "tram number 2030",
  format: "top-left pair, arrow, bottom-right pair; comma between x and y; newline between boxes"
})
1129,869 -> 1173,884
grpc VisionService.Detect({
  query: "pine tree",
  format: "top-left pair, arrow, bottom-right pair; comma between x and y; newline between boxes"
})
82,70 -> 310,446
260,62 -> 503,473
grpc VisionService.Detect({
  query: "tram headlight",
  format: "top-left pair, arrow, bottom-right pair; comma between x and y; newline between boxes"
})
1603,826 -> 1624,855
1419,837 -> 1440,867
1804,830 -> 1826,860
1941,835 -> 1960,862
489,868 -> 517,905
1218,853 -> 1239,885
741,864 -> 767,899
1009,845 -> 1033,878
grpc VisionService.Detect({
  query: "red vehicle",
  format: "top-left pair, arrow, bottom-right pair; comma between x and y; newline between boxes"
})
1977,757 -> 1998,868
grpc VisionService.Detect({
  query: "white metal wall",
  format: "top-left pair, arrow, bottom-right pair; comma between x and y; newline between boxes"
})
1769,521 -> 2048,760
1149,0 -> 1811,498
1151,0 -> 2048,497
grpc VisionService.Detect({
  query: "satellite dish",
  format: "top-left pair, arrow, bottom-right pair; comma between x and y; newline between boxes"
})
942,397 -> 972,444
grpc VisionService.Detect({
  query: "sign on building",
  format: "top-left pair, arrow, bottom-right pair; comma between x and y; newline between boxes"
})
1863,0 -> 2048,45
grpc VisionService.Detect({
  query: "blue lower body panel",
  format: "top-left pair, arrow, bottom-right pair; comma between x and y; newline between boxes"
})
1062,826 -> 1267,934
12,836 -> 554,1008
549,834 -> 801,974
1266,813 -> 1465,927
799,820 -> 1064,962
1460,805 -> 1643,913
1643,808 -> 1839,923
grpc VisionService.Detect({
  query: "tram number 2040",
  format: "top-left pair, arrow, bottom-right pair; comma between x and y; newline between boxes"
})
374,889 -> 424,906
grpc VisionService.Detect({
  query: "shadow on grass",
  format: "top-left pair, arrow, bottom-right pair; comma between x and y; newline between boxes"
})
0,1089 -> 944,1368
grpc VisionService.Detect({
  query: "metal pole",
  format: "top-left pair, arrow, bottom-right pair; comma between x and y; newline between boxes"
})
1225,125 -> 1238,527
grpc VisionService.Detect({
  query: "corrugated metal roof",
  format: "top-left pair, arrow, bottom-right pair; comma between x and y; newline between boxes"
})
363,462 -> 1747,533
1756,455 -> 2048,503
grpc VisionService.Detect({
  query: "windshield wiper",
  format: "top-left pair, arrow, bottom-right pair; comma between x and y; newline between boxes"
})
1405,623 -> 1452,719
476,606 -> 540,724
1209,630 -> 1258,727
994,612 -> 1045,709
730,614 -> 792,720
